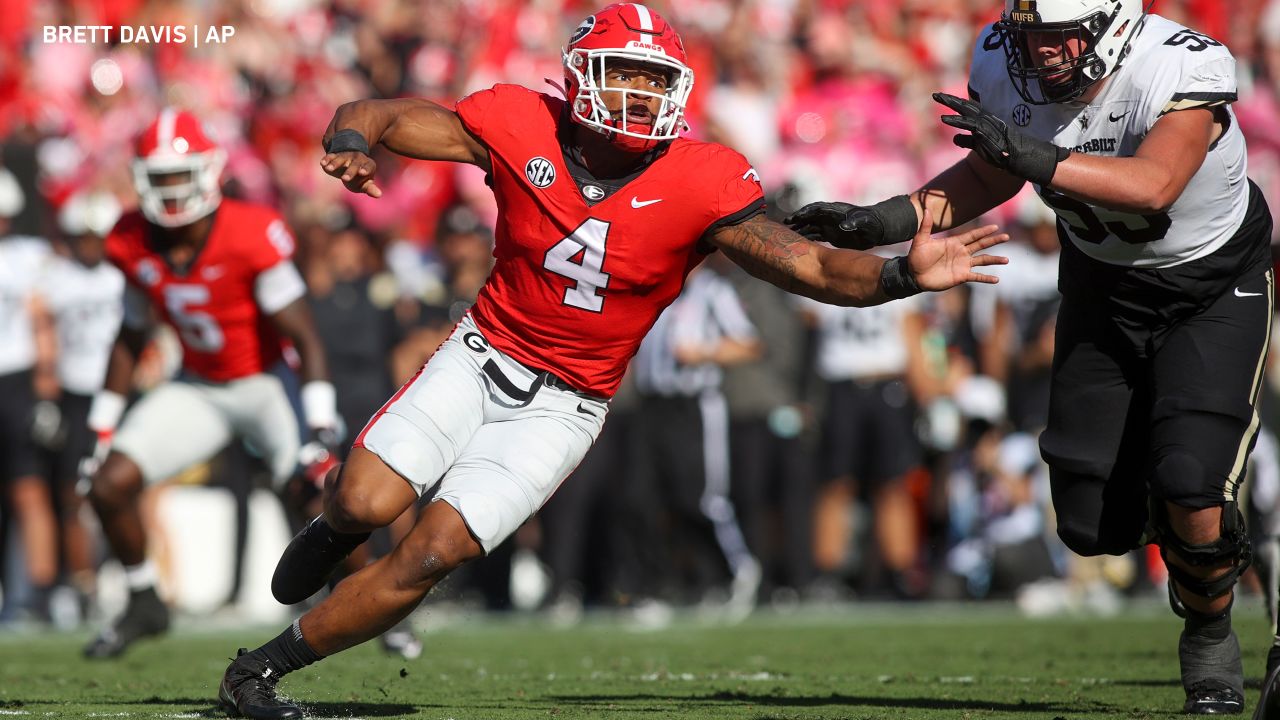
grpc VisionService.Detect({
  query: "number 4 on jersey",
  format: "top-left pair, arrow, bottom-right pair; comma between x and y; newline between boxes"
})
544,217 -> 611,312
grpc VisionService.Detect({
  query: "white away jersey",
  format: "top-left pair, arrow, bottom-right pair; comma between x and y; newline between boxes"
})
801,258 -> 923,382
967,15 -> 1247,268
0,236 -> 53,375
39,256 -> 125,394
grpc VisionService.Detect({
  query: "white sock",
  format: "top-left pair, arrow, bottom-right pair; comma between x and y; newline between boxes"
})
123,561 -> 158,592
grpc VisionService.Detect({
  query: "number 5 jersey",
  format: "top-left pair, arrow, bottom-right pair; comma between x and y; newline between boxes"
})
106,199 -> 306,382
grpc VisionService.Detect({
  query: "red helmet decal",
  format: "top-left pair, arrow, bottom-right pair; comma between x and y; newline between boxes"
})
131,108 -> 226,227
135,108 -> 218,159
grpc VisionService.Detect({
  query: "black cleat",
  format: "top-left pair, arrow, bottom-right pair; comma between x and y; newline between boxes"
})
271,516 -> 368,605
1254,647 -> 1280,720
1180,618 -> 1244,715
218,648 -> 303,720
1185,680 -> 1244,715
83,587 -> 170,659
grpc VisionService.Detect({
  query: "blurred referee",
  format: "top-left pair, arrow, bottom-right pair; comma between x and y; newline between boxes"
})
619,264 -> 763,616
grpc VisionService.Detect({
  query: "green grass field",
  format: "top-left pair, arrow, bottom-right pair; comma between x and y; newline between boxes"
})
0,601 -> 1274,719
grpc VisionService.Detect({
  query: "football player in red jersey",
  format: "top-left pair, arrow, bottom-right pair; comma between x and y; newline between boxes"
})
81,108 -> 339,659
217,5 -> 1007,717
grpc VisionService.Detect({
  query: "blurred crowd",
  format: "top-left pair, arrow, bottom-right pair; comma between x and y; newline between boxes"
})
5,0 -> 1280,628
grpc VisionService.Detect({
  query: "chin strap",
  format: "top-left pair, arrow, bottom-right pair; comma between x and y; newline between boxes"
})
544,78 -> 567,99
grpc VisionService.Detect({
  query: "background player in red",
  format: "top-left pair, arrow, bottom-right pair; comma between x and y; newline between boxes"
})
217,5 -> 1008,717
82,108 -> 338,659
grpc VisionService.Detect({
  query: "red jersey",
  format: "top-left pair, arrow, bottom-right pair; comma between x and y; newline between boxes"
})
106,199 -> 300,382
456,84 -> 765,396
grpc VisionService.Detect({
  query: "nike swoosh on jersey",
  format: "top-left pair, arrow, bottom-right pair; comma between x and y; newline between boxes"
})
630,197 -> 663,208
1234,287 -> 1264,297
1109,111 -> 1130,122
576,402 -> 600,417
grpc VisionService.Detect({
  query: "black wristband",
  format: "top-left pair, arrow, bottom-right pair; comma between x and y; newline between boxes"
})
880,255 -> 923,299
1016,141 -> 1070,187
324,129 -> 370,155
871,195 -> 920,245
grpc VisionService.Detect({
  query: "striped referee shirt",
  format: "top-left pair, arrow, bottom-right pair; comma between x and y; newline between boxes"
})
632,268 -> 758,397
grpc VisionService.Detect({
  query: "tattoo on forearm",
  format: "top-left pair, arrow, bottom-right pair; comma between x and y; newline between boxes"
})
720,217 -> 811,293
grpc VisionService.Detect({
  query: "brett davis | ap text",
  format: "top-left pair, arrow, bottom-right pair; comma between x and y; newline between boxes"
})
43,25 -> 236,47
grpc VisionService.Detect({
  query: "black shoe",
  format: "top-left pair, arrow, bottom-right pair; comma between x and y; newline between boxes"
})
218,648 -> 303,720
1184,680 -> 1244,715
1254,648 -> 1280,720
271,516 -> 368,605
1180,618 -> 1244,715
83,588 -> 170,659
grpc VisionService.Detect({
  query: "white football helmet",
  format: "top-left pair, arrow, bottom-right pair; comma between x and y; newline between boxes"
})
58,190 -> 123,238
997,0 -> 1148,104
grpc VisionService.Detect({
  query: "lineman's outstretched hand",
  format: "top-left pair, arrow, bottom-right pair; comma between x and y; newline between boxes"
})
906,208 -> 1008,291
785,202 -> 879,249
321,123 -> 382,198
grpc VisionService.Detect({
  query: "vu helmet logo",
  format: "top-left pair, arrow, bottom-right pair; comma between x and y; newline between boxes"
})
1010,0 -> 1040,23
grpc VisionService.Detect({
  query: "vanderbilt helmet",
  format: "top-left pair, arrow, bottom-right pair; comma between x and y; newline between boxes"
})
562,3 -> 695,153
132,108 -> 226,227
997,0 -> 1147,104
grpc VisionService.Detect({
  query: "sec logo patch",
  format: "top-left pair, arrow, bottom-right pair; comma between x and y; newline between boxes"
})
1012,103 -> 1032,127
525,157 -> 556,188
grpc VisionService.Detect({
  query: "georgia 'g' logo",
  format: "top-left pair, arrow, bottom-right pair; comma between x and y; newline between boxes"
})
569,16 -> 595,45
525,157 -> 556,188
462,332 -> 489,354
582,185 -> 605,201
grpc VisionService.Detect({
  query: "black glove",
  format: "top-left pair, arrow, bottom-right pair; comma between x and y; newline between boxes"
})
785,195 -> 918,250
933,92 -> 1069,186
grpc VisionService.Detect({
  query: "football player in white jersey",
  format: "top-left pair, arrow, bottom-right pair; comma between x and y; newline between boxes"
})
788,1 -> 1273,715
38,191 -> 126,621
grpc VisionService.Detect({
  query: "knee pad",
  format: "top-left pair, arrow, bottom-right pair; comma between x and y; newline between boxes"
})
1151,449 -> 1208,505
1158,501 -> 1252,600
1056,521 -> 1135,557
1049,466 -> 1147,556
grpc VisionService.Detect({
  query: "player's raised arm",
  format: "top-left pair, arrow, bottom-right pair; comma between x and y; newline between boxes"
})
708,209 -> 1007,307
933,91 -> 1215,214
320,98 -> 490,197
